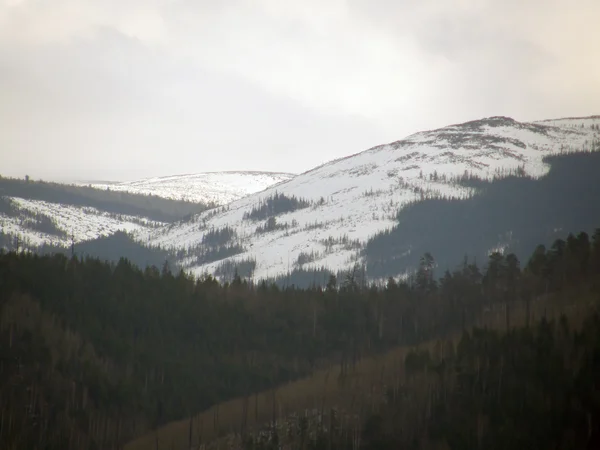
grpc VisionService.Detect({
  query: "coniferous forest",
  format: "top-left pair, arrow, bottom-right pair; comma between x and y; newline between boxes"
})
1,228 -> 600,449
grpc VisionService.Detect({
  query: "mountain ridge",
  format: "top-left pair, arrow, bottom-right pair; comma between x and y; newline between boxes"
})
2,115 -> 599,281
80,171 -> 295,205
145,115 -> 600,282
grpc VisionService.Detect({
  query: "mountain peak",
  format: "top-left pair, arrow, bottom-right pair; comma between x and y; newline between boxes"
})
457,116 -> 517,129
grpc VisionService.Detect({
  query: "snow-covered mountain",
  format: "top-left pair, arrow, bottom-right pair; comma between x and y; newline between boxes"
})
146,116 -> 600,281
80,171 -> 295,205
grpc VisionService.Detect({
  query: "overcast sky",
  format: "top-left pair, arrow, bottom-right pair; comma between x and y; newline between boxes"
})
1,0 -> 599,181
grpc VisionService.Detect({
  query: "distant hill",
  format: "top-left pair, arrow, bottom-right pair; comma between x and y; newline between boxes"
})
0,172 -> 288,263
79,171 -> 295,204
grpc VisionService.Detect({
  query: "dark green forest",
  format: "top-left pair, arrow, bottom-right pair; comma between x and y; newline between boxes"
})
0,230 -> 177,272
250,311 -> 600,450
366,315 -> 600,450
1,223 -> 600,449
365,150 -> 600,278
40,231 -> 176,270
243,192 -> 312,221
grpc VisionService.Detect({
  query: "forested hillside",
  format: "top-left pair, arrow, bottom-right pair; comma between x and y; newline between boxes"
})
1,225 -> 600,449
239,308 -> 600,450
366,150 -> 600,278
36,231 -> 177,270
355,313 -> 600,449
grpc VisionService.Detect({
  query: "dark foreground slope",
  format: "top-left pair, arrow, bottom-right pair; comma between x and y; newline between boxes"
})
237,303 -> 600,450
2,226 -> 600,449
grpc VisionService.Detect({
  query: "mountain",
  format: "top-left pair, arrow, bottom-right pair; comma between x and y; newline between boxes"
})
79,171 -> 295,204
146,116 -> 600,283
4,117 -> 599,279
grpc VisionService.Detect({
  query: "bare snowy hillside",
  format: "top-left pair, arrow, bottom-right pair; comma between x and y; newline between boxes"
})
0,171 -> 286,253
0,196 -> 164,249
0,177 -> 208,252
82,171 -> 295,205
146,116 -> 600,281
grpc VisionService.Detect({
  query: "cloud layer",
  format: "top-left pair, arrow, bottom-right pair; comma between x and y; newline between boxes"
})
1,0 -> 599,181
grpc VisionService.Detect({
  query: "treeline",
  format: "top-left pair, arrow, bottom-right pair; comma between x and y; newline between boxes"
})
0,176 -> 213,222
176,225 -> 246,266
0,229 -> 177,270
243,192 -> 311,221
214,257 -> 257,282
1,227 -> 600,449
201,226 -> 237,247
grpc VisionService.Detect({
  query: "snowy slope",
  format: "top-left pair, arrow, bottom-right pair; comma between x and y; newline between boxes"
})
0,196 -> 164,249
146,116 -> 600,281
1,171 -> 291,250
81,171 -> 295,205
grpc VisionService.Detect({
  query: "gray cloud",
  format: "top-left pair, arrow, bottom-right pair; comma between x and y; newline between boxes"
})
1,0 -> 599,181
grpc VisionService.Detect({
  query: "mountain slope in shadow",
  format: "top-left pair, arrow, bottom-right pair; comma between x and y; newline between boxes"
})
366,150 -> 600,278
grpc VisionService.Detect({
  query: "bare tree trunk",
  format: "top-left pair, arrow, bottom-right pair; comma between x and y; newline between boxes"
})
498,355 -> 504,403
254,393 -> 258,423
241,395 -> 249,439
197,417 -> 203,449
188,416 -> 193,450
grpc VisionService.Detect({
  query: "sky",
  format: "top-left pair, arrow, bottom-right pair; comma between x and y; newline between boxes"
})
1,0 -> 599,182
